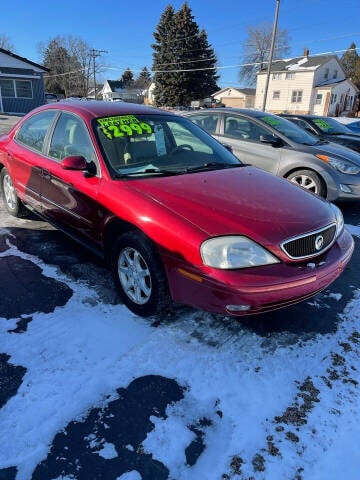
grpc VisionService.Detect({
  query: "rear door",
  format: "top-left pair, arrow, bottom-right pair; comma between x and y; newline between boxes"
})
8,110 -> 58,211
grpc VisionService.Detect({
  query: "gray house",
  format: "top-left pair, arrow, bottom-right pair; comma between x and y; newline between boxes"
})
0,48 -> 49,114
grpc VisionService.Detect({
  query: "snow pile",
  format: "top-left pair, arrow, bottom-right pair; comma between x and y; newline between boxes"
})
0,225 -> 360,479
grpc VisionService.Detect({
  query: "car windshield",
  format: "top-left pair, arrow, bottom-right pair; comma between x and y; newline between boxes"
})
311,117 -> 355,135
94,113 -> 240,177
260,115 -> 318,145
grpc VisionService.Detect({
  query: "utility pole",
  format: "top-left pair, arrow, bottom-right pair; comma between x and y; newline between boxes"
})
262,0 -> 280,111
90,49 -> 108,99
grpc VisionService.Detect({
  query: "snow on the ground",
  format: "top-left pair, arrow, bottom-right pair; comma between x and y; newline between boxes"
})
0,225 -> 360,480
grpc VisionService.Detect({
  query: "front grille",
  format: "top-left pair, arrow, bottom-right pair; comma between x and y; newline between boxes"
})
281,224 -> 337,259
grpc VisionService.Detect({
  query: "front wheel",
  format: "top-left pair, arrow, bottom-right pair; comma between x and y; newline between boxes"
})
287,169 -> 326,197
111,231 -> 172,317
0,167 -> 29,217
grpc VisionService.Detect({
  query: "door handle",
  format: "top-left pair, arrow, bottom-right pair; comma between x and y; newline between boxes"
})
42,169 -> 51,180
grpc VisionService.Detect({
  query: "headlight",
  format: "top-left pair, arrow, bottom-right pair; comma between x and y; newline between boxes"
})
330,203 -> 344,237
200,236 -> 279,269
316,154 -> 360,174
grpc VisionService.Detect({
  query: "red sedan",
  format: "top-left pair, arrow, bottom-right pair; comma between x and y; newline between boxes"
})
0,101 -> 354,317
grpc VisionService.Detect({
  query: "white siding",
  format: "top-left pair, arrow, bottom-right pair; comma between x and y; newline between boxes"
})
256,70 -> 316,113
213,88 -> 254,108
313,58 -> 345,86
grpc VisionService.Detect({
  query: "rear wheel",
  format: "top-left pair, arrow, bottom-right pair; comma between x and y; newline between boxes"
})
287,169 -> 326,197
111,231 -> 172,317
0,167 -> 29,217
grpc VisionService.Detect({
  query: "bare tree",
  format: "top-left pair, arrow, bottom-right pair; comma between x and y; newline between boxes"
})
39,35 -> 105,97
0,34 -> 15,51
239,21 -> 290,87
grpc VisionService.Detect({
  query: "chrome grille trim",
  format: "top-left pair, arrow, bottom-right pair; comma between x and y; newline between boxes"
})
280,223 -> 337,260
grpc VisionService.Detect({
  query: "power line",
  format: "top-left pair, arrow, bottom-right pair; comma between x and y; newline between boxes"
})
90,48 -> 108,98
43,46 -> 360,79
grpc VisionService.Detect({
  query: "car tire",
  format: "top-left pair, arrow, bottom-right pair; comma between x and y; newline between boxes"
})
0,167 -> 29,217
111,231 -> 172,317
286,169 -> 326,197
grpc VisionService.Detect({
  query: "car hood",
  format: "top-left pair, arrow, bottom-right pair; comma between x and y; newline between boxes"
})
310,140 -> 360,164
130,166 -> 334,246
324,134 -> 360,149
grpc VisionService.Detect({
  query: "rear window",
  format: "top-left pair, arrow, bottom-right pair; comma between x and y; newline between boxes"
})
15,111 -> 57,152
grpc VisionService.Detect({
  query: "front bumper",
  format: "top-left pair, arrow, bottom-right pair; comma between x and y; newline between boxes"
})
324,170 -> 360,201
164,227 -> 354,316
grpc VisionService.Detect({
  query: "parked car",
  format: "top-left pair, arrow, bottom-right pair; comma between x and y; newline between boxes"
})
279,113 -> 360,153
190,97 -> 225,109
333,117 -> 360,134
44,92 -> 59,104
184,108 -> 360,201
0,102 -> 353,318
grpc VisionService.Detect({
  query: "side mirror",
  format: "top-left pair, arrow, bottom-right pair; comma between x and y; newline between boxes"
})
260,134 -> 283,147
61,155 -> 87,171
222,144 -> 233,152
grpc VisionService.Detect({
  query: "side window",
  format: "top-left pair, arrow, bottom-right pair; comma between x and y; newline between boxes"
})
224,115 -> 270,142
15,111 -> 57,153
49,113 -> 97,169
295,119 -> 316,134
190,114 -> 218,134
225,116 -> 251,139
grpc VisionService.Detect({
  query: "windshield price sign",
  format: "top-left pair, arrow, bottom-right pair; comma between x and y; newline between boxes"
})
97,115 -> 153,139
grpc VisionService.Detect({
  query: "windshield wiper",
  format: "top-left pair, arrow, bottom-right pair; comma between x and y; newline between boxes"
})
115,168 -> 182,178
184,162 -> 243,173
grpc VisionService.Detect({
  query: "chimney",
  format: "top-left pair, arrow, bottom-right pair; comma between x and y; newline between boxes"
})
304,48 -> 310,57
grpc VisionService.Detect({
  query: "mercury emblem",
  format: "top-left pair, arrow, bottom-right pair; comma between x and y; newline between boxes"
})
315,235 -> 324,251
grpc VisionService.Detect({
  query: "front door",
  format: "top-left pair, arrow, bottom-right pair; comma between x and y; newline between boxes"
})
40,112 -> 103,246
217,114 -> 282,175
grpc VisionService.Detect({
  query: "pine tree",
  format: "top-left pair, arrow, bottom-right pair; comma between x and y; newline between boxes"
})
134,67 -> 152,89
120,68 -> 134,88
341,42 -> 360,89
152,2 -> 219,107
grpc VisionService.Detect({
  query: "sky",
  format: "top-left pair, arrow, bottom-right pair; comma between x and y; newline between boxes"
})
2,0 -> 360,88
0,222 -> 360,479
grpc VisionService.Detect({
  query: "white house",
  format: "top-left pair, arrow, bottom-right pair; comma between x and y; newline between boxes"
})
255,50 -> 359,116
100,80 -> 144,103
212,87 -> 255,108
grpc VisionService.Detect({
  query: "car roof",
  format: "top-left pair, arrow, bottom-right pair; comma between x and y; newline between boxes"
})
280,113 -> 323,120
186,108 -> 273,119
32,100 -> 172,120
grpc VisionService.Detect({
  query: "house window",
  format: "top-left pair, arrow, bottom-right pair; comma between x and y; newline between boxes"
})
333,70 -> 338,79
15,80 -> 32,98
272,73 -> 281,80
0,79 -> 15,97
0,79 -> 33,98
324,68 -> 329,79
291,90 -> 303,103
346,95 -> 354,107
286,72 -> 295,79
330,93 -> 337,104
273,90 -> 280,99
315,94 -> 323,105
